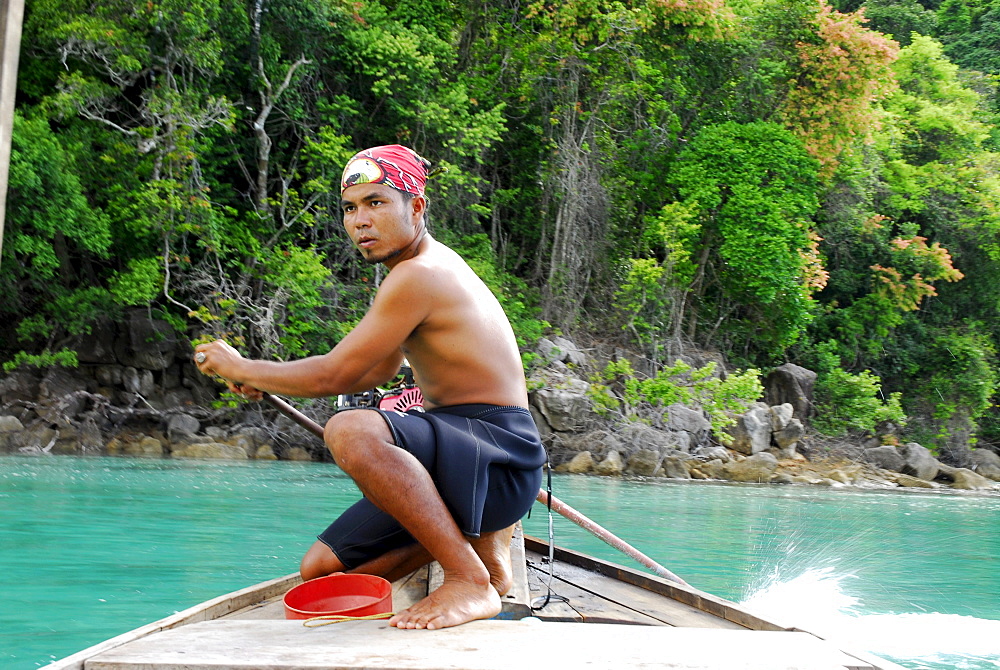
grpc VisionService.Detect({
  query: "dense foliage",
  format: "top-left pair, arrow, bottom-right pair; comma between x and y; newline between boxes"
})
5,0 -> 1000,455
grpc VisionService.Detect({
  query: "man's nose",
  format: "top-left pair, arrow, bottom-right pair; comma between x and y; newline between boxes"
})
350,212 -> 372,228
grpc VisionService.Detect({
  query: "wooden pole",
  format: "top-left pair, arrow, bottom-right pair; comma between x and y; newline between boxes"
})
0,0 -> 25,264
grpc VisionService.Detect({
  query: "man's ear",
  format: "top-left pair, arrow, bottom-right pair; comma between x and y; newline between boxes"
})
411,195 -> 427,221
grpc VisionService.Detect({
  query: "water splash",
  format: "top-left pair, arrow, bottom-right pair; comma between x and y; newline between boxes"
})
741,568 -> 1000,670
741,566 -> 862,629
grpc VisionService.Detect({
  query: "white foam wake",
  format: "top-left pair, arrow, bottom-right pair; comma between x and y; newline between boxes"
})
740,568 -> 1000,669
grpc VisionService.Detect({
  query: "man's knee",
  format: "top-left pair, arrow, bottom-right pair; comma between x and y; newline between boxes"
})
300,540 -> 346,581
323,410 -> 390,471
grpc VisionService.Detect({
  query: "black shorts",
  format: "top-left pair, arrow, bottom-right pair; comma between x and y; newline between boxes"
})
317,404 -> 546,570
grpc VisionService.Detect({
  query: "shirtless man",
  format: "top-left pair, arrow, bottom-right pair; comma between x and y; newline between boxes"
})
193,144 -> 546,631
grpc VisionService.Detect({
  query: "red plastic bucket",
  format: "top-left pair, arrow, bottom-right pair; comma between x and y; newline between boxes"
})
283,573 -> 393,620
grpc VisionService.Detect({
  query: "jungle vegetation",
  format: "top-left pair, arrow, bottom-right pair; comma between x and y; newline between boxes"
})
5,0 -> 1000,457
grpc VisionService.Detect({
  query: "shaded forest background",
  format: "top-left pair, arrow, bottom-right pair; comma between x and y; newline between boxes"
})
4,0 -> 1000,459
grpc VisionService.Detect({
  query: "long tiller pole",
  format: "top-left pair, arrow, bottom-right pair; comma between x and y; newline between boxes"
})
261,392 -> 691,587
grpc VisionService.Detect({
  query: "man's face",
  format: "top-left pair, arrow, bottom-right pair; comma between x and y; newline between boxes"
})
340,183 -> 424,266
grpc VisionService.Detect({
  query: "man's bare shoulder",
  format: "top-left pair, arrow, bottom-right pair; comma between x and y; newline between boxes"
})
385,238 -> 467,286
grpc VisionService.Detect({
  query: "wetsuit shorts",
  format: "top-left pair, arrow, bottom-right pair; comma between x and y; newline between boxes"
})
317,404 -> 546,570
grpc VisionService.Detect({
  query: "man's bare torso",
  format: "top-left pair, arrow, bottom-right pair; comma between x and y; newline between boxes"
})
391,239 -> 529,410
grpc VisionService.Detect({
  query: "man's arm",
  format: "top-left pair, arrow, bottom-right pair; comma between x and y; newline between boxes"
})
195,265 -> 429,398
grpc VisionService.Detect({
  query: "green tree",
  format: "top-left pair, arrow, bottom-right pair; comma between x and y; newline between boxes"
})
862,0 -> 938,46
937,0 -> 973,37
908,324 -> 998,456
942,1 -> 1000,74
882,34 -> 991,163
1,113 -> 114,349
811,342 -> 907,435
665,121 -> 823,358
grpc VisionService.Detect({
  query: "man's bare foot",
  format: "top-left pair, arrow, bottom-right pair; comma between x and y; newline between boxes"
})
389,576 -> 501,630
471,526 -> 514,596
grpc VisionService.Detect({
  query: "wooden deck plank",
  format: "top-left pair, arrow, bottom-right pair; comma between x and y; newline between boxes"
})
84,619 -> 888,670
525,562 -> 731,629
45,574 -> 302,670
526,559 -> 669,624
525,549 -> 747,629
524,536 -> 788,632
389,563 -> 431,611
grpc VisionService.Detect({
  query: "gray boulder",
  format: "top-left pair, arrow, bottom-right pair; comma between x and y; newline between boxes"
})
254,445 -> 278,460
94,365 -> 124,387
532,378 -> 592,432
863,445 -> 904,472
698,459 -> 726,479
552,336 -> 588,366
0,415 -> 25,452
107,435 -> 164,457
664,404 -> 711,446
0,415 -> 24,433
536,336 -> 587,367
0,368 -> 41,406
122,367 -> 155,397
899,443 -> 940,481
722,453 -> 779,483
770,403 -> 794,431
890,472 -> 938,489
529,405 -> 553,443
764,364 -> 816,420
730,404 -> 772,455
618,422 -> 681,456
949,468 -> 997,490
661,456 -> 691,480
167,413 -> 201,440
53,419 -> 103,454
773,418 -> 804,450
38,368 -> 88,419
559,429 -> 621,459
38,366 -> 87,398
536,338 -> 563,366
71,319 -> 119,364
625,448 -> 663,476
663,430 -> 692,453
824,469 -> 850,485
13,426 -> 58,453
694,445 -> 732,462
969,449 -> 1000,481
172,442 -> 248,460
559,451 -> 595,474
594,450 -> 624,476
284,447 -> 313,461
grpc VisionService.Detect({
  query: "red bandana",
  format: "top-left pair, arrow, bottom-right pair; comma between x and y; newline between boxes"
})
341,145 -> 431,196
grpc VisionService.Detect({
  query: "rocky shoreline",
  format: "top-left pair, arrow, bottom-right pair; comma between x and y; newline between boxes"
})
1,320 -> 998,493
529,336 -> 1000,492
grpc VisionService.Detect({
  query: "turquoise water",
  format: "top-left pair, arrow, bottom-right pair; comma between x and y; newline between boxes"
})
1,455 -> 998,669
